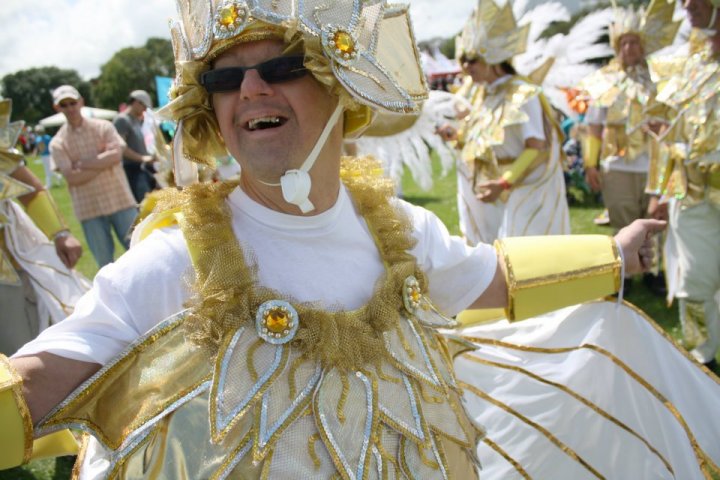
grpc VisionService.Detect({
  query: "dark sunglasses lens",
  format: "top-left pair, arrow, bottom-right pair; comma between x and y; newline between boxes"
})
201,68 -> 245,93
258,56 -> 307,83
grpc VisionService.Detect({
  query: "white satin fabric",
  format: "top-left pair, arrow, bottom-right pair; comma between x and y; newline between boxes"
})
456,300 -> 720,479
1,201 -> 90,330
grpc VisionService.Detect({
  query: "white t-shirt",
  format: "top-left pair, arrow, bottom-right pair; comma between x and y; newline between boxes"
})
16,185 -> 497,365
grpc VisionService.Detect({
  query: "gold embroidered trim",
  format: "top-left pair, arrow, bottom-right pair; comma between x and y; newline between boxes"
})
482,436 -> 531,479
459,380 -> 604,479
307,433 -> 322,469
211,432 -> 253,480
0,354 -> 33,464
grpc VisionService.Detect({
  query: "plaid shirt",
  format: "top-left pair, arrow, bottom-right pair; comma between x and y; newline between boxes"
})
50,118 -> 137,221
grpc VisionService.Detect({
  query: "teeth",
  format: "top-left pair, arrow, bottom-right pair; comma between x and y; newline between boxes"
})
247,116 -> 281,130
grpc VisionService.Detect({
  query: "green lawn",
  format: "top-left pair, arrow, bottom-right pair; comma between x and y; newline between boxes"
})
2,155 -> 705,479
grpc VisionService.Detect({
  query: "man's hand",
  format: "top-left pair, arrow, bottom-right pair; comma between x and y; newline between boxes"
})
585,166 -> 602,192
614,219 -> 666,275
54,232 -> 82,269
647,196 -> 668,221
476,180 -> 505,203
436,124 -> 458,142
141,154 -> 156,163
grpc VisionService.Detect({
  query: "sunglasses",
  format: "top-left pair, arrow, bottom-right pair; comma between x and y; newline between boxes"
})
459,55 -> 480,66
201,56 -> 308,94
58,100 -> 78,108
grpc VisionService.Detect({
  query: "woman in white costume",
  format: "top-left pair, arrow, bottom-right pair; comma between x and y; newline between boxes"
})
438,0 -> 570,245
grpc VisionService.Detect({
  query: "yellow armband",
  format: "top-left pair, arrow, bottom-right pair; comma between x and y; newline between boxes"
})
0,355 -> 79,470
582,134 -> 602,169
24,191 -> 67,240
497,235 -> 621,321
501,148 -> 540,185
0,354 -> 33,469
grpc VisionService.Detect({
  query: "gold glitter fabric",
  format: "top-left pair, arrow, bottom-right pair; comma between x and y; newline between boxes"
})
457,76 -> 560,189
37,157 -> 481,479
651,43 -> 720,206
455,0 -> 530,65
607,0 -> 680,55
158,0 -> 428,173
576,59 -> 659,165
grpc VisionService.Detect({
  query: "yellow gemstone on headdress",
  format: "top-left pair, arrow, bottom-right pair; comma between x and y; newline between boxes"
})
334,31 -> 355,55
265,308 -> 290,333
219,5 -> 239,26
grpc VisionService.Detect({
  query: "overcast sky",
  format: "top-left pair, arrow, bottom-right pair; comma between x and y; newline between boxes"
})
0,0 -> 485,81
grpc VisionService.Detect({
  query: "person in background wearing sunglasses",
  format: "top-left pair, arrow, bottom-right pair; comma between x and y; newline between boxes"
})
48,85 -> 138,268
3,1 -> 719,478
437,0 -> 570,247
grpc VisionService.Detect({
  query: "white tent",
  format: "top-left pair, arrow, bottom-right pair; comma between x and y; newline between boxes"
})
39,106 -> 118,127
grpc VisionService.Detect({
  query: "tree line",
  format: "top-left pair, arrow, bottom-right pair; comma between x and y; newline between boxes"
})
1,38 -> 174,125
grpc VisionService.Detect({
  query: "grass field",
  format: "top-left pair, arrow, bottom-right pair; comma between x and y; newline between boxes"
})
2,155 -> 703,479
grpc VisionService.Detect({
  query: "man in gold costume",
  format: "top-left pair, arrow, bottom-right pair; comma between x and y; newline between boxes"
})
578,0 -> 679,293
1,1 -> 719,478
438,0 -> 570,245
650,0 -> 720,369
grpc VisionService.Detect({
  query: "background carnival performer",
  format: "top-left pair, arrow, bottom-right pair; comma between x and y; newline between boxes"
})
0,98 -> 89,356
650,0 -> 720,369
578,0 -> 679,293
437,0 -> 570,245
0,0 -> 718,479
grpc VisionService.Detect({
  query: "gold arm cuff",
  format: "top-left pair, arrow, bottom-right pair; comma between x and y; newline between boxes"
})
24,191 -> 67,240
0,354 -> 33,469
30,430 -> 78,461
582,135 -> 601,169
495,235 -> 621,321
501,148 -> 540,185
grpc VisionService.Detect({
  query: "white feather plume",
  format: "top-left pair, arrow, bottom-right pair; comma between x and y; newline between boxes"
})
354,91 -> 459,192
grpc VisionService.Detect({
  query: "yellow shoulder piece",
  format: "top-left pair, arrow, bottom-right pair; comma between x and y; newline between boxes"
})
30,430 -> 78,460
0,354 -> 33,469
133,208 -> 182,244
496,235 -> 621,321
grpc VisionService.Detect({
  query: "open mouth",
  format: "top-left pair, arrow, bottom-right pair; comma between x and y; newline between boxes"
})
246,116 -> 288,131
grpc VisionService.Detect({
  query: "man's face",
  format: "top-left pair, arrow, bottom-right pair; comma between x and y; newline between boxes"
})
211,39 -> 338,184
129,99 -> 147,117
684,0 -> 719,29
55,96 -> 84,124
618,34 -> 645,67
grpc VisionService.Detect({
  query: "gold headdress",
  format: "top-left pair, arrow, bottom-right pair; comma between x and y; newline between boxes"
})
455,0 -> 530,65
160,0 -> 428,178
609,0 -> 681,55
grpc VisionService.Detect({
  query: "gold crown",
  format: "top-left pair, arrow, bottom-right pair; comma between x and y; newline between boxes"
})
168,0 -> 427,113
456,0 -> 530,65
609,0 -> 680,55
159,0 -> 429,172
